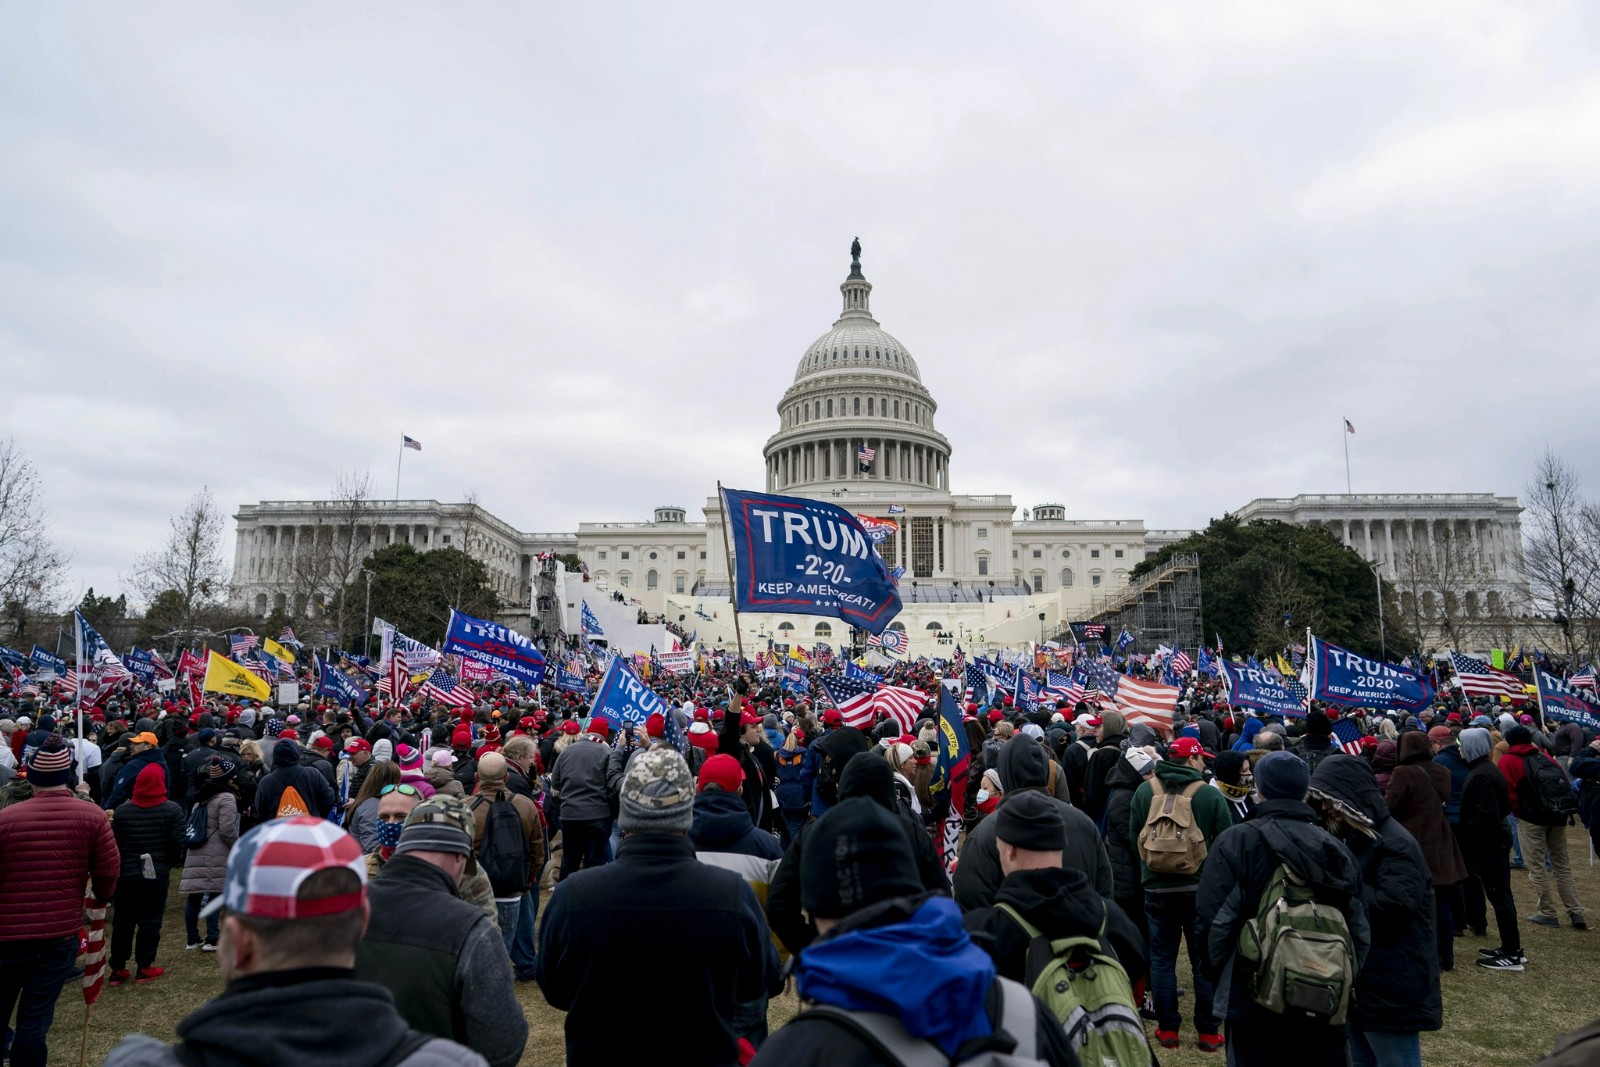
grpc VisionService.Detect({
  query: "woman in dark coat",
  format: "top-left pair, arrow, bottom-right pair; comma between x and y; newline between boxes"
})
1309,755 -> 1441,1067
1386,731 -> 1468,970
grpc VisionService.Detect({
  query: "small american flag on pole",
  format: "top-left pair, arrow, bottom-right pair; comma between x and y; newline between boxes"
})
419,667 -> 474,708
857,445 -> 875,472
403,435 -> 422,451
1170,647 -> 1193,675
229,634 -> 259,656
82,891 -> 109,1006
867,629 -> 907,655
1345,419 -> 1355,434
1331,717 -> 1365,757
1449,652 -> 1524,699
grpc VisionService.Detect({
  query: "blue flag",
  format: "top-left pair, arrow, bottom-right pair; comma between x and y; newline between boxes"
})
0,646 -> 25,671
722,486 -> 903,634
551,667 -> 589,695
28,645 -> 65,678
932,685 -> 970,871
1197,649 -> 1219,678
124,649 -> 157,686
1535,667 -> 1600,731
1015,669 -> 1043,713
844,661 -> 883,687
580,601 -> 605,640
1306,634 -> 1433,712
1116,628 -> 1135,652
1220,660 -> 1307,718
781,659 -> 810,694
591,654 -> 672,730
442,608 -> 547,686
315,655 -> 369,706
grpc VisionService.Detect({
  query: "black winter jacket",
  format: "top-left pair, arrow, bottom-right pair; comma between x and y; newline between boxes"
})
954,738 -> 1113,911
1101,753 -> 1144,903
1458,755 -> 1513,862
1308,755 -> 1441,1034
254,742 -> 337,820
111,799 -> 186,878
963,866 -> 1147,985
1570,748 -> 1600,831
105,748 -> 170,811
1195,798 -> 1369,1023
1081,736 -> 1126,824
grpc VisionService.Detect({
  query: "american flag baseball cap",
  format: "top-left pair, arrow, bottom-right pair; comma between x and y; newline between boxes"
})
200,817 -> 367,920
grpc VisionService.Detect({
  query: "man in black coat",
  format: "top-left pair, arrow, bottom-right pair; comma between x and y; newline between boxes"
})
254,739 -> 337,820
538,749 -> 778,1067
1196,751 -> 1370,1067
1308,754 -> 1440,1066
719,684 -> 777,832
963,791 -> 1146,986
766,751 -> 949,956
104,732 -> 169,810
954,736 -> 1113,911
181,729 -> 224,810
1080,709 -> 1130,825
1458,727 -> 1523,969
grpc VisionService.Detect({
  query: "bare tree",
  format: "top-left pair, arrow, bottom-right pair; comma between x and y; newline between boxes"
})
1524,450 -> 1600,661
1393,529 -> 1490,653
0,438 -> 70,642
131,487 -> 230,641
1249,562 -> 1325,656
285,470 -> 377,643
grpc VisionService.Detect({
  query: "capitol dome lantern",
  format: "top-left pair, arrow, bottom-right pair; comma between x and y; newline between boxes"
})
763,239 -> 952,495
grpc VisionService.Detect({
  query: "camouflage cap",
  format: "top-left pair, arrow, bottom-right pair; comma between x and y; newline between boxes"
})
394,794 -> 477,868
617,748 -> 695,834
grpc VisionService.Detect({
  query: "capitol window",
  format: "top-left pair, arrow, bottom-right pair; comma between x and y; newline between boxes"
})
977,527 -> 987,539
674,575 -> 686,593
977,555 -> 989,575
621,551 -> 630,560
778,621 -> 795,633
1090,549 -> 1100,558
868,398 -> 874,415
1091,574 -> 1102,587
646,570 -> 659,590
1061,549 -> 1069,558
827,399 -> 834,416
854,397 -> 861,415
1032,549 -> 1042,558
1115,549 -> 1123,558
1061,569 -> 1074,587
598,550 -> 607,560
894,399 -> 900,417
676,550 -> 686,560
1032,575 -> 1043,593
814,622 -> 832,637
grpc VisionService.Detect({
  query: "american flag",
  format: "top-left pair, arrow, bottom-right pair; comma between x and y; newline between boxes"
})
867,629 -> 907,655
383,652 -> 412,702
1043,670 -> 1080,705
419,667 -> 474,708
148,650 -> 173,681
230,634 -> 260,657
279,626 -> 299,646
1344,418 -> 1355,434
1083,660 -> 1121,698
403,435 -> 422,451
1170,647 -> 1193,675
818,674 -> 876,727
1112,675 -> 1180,734
1331,717 -> 1365,757
872,685 -> 930,734
857,446 -> 876,464
1449,652 -> 1525,699
963,662 -> 989,704
82,892 -> 109,1006
1570,664 -> 1596,689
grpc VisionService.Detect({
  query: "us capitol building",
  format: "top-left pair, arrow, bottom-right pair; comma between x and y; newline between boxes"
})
231,243 -> 1529,656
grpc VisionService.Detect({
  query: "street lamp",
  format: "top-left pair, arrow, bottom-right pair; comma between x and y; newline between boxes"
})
1038,611 -> 1046,644
1549,479 -> 1578,659
1369,560 -> 1386,661
362,569 -> 375,659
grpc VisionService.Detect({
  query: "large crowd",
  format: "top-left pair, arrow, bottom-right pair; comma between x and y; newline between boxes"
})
0,643 -> 1598,1067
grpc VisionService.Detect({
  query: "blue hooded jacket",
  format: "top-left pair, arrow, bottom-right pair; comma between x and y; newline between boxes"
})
795,896 -> 996,1057
1231,718 -> 1263,752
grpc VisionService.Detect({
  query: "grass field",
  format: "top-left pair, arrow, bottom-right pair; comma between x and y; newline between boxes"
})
44,825 -> 1599,1067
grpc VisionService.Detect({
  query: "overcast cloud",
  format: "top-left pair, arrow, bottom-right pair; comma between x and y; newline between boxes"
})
3,1 -> 1596,604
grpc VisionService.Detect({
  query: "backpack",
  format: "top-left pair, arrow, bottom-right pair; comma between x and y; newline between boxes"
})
275,784 -> 310,819
794,975 -> 1046,1066
473,796 -> 530,896
997,902 -> 1149,1067
815,745 -> 845,806
1237,824 -> 1356,1025
184,802 -> 209,847
1136,777 -> 1208,876
1519,752 -> 1579,827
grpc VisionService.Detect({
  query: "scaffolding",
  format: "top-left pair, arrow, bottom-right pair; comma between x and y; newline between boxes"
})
1060,552 -> 1203,655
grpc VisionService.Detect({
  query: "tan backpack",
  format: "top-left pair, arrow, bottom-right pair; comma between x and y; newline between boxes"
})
1137,777 -> 1208,875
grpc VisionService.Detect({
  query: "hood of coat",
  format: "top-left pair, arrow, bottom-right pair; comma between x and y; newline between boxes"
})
996,735 -> 1049,793
797,895 -> 996,1058
272,740 -> 300,767
174,972 -> 413,1067
992,866 -> 1105,941
1308,754 -> 1389,835
689,788 -> 756,849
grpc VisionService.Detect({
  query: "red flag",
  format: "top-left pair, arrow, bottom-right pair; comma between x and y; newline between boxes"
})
82,891 -> 108,1005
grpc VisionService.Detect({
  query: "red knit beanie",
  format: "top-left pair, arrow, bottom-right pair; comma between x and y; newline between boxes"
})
131,764 -> 168,808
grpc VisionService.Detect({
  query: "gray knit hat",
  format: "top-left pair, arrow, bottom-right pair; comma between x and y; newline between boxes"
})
617,748 -> 694,834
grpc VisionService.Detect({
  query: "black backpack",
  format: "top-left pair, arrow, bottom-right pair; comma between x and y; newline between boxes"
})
815,746 -> 845,806
472,797 -> 529,896
1519,753 -> 1579,827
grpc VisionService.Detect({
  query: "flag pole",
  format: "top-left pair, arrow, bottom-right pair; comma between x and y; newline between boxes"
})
1342,418 -> 1352,494
77,1001 -> 96,1067
715,483 -> 748,670
395,438 -> 404,501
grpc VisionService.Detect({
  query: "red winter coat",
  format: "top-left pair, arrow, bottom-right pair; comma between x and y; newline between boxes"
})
1498,743 -> 1558,821
0,791 -> 120,941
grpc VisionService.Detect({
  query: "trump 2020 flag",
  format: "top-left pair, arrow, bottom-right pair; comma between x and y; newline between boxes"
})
1306,634 -> 1433,713
580,601 -> 605,641
722,486 -> 902,634
1535,667 -> 1600,731
590,653 -> 673,730
931,684 -> 970,873
315,655 -> 369,707
442,609 -> 547,687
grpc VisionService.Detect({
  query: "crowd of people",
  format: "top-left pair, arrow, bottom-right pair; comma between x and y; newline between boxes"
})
0,644 -> 1597,1067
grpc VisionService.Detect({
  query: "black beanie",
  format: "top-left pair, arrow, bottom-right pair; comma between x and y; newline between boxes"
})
1305,711 -> 1332,738
1505,725 -> 1533,747
801,797 -> 921,920
994,791 -> 1063,851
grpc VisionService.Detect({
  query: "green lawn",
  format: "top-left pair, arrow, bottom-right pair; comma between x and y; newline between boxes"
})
46,826 -> 1599,1067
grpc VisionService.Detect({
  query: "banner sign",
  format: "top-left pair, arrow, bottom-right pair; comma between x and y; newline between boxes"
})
551,667 -> 589,695
1220,660 -> 1308,718
29,646 -> 64,679
124,649 -> 158,686
590,653 -> 671,729
442,609 -> 547,686
315,656 -> 369,706
1535,668 -> 1600,731
854,515 -> 899,544
657,650 -> 695,675
1015,669 -> 1043,713
781,659 -> 810,694
1306,635 -> 1434,712
723,487 -> 902,634
457,657 -> 493,684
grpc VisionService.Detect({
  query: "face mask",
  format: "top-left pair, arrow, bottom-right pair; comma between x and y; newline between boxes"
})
375,820 -> 404,850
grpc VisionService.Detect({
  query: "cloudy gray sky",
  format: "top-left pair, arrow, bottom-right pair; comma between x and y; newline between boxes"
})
4,1 -> 1596,604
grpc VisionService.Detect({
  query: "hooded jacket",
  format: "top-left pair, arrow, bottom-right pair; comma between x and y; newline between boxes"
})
1231,718 -> 1263,753
104,746 -> 169,811
1384,733 -> 1466,887
1308,755 -> 1441,1034
102,969 -> 488,1067
953,737 -> 1113,911
1101,752 -> 1147,902
766,753 -> 950,956
1080,710 -> 1128,823
253,741 -> 337,820
963,866 -> 1147,986
691,787 -> 783,913
1195,797 -> 1369,1023
1127,756 -> 1234,891
750,894 -> 1078,1067
1458,753 -> 1513,862
1432,742 -> 1470,824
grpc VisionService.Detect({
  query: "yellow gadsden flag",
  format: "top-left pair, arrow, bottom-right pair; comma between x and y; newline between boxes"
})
203,654 -> 272,701
263,637 -> 296,665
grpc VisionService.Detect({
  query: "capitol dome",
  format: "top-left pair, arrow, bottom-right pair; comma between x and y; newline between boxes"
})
763,241 -> 952,495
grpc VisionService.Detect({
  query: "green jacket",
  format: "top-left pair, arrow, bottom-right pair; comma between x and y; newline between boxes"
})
1128,760 -> 1234,890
